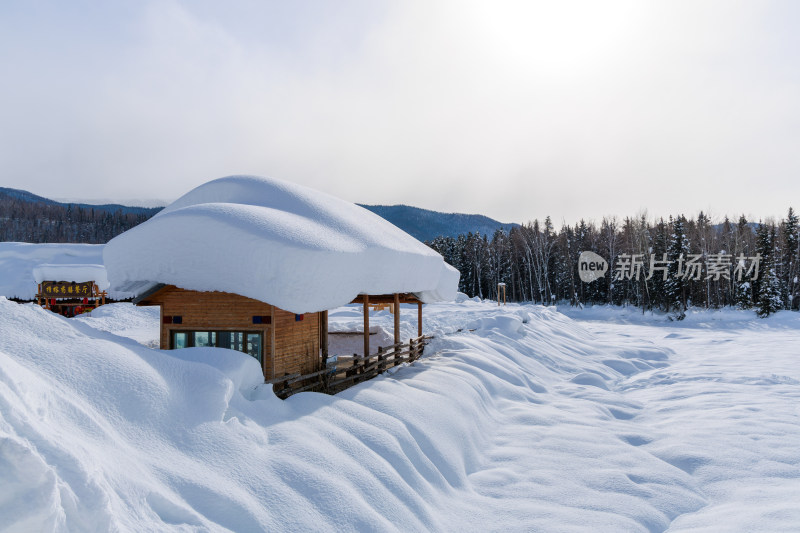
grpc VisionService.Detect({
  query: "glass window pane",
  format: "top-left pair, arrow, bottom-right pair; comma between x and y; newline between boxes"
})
246,333 -> 262,363
218,331 -> 230,349
193,331 -> 216,348
218,331 -> 243,351
173,331 -> 188,349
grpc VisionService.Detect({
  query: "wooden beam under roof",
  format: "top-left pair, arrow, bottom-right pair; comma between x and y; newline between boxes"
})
350,293 -> 422,305
132,283 -> 168,305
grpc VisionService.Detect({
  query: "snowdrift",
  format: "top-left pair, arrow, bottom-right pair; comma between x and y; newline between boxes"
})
103,175 -> 459,313
1,296 -> 730,532
5,296 -> 800,531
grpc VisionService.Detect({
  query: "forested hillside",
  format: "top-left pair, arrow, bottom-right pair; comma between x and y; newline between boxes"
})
0,188 -> 513,244
428,210 -> 800,317
359,204 -> 517,241
0,189 -> 160,243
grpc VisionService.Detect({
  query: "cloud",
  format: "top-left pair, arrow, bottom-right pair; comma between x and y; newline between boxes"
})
1,0 -> 798,224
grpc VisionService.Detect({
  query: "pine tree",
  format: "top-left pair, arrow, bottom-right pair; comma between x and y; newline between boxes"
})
782,208 -> 799,310
664,215 -> 689,318
556,224 -> 578,305
732,215 -> 753,308
755,223 -> 782,317
649,218 -> 669,311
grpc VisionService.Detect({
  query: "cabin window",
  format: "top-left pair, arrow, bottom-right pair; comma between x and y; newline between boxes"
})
170,330 -> 263,364
218,331 -> 244,352
173,331 -> 189,349
246,333 -> 262,361
193,331 -> 216,348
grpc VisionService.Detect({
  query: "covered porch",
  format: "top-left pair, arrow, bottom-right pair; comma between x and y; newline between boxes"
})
327,292 -> 423,362
274,292 -> 429,398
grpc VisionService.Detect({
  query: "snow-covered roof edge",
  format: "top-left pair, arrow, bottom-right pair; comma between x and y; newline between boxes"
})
104,175 -> 459,313
32,263 -> 110,290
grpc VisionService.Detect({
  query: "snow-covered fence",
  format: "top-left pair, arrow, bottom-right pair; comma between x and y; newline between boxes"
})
268,335 -> 433,399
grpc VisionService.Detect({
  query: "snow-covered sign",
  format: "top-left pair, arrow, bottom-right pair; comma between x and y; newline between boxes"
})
32,263 -> 110,290
104,175 -> 459,313
0,243 -> 129,300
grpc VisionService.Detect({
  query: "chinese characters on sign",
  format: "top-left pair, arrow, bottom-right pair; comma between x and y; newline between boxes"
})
613,254 -> 761,282
40,281 -> 94,298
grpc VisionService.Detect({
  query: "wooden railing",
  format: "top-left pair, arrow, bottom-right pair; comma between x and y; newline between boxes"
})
267,335 -> 433,399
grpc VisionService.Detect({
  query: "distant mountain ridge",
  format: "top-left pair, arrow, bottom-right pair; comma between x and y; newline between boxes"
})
358,204 -> 518,242
1,187 -> 516,242
0,188 -> 161,243
0,187 -> 162,217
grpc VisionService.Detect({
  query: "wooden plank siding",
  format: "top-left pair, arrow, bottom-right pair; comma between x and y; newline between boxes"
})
138,285 -> 320,380
271,306 -> 319,378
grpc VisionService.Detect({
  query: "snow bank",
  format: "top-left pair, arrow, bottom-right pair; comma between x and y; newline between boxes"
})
558,303 -> 800,330
3,298 -> 799,531
73,303 -> 160,347
0,298 -> 683,531
32,264 -> 110,290
0,242 -> 130,300
104,175 -> 459,313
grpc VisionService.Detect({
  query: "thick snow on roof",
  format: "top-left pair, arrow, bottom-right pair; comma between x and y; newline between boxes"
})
32,264 -> 110,290
104,175 -> 459,313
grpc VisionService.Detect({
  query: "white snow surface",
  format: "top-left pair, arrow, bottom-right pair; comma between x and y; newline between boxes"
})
2,298 -> 800,531
0,243 -> 129,300
72,303 -> 160,348
103,175 -> 459,313
32,264 -> 110,290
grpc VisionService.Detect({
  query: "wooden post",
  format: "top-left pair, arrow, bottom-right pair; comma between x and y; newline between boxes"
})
320,310 -> 329,367
417,301 -> 422,338
271,305 -> 276,380
393,293 -> 400,345
363,294 -> 370,358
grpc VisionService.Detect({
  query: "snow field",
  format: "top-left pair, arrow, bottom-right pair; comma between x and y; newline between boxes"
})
559,305 -> 800,531
2,298 -> 799,531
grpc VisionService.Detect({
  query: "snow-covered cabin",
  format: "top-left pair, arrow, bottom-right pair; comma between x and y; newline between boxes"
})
104,175 -> 459,381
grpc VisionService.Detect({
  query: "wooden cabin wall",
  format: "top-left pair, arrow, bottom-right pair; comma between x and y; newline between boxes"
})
144,286 -> 320,380
273,308 -> 319,377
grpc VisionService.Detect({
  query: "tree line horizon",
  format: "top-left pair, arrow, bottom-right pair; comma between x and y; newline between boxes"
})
2,192 -> 798,317
427,209 -> 800,318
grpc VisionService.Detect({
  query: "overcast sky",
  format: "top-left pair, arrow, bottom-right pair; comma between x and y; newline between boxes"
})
1,1 -> 798,224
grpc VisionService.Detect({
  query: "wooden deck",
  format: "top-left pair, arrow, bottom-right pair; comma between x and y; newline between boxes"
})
267,335 -> 432,399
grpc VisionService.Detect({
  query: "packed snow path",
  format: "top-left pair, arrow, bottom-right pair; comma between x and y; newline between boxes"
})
561,310 -> 800,531
1,298 -> 799,531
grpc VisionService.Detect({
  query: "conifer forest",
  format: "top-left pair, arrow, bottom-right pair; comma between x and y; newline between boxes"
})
427,209 -> 800,318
